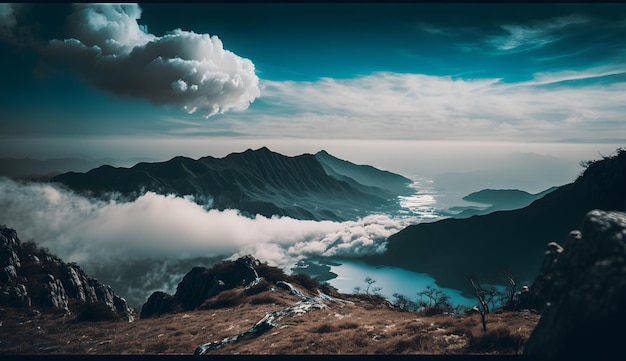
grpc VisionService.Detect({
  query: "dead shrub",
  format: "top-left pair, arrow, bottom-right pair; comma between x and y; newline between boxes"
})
199,289 -> 244,309
145,341 -> 169,354
313,323 -> 337,333
73,302 -> 120,323
392,334 -> 426,353
338,322 -> 359,330
244,279 -> 272,296
465,327 -> 525,354
420,306 -> 448,317
353,336 -> 368,347
249,294 -> 281,305
256,263 -> 289,283
439,319 -> 456,328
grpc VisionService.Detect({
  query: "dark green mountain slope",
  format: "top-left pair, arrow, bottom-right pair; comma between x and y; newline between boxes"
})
314,150 -> 413,197
450,187 -> 558,218
362,149 -> 626,296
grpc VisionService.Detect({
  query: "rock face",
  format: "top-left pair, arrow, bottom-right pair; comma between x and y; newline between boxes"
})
141,255 -> 262,318
524,210 -> 626,357
0,225 -> 136,321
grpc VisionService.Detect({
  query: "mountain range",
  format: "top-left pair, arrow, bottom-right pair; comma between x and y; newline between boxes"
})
362,148 -> 626,296
51,147 -> 413,221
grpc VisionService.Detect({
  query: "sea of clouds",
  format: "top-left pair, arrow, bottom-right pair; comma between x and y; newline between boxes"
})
0,178 -> 407,306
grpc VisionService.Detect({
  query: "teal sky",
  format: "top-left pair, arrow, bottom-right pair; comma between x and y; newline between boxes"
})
0,3 -> 625,168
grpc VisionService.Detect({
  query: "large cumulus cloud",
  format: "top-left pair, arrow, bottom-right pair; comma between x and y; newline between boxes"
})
44,3 -> 259,117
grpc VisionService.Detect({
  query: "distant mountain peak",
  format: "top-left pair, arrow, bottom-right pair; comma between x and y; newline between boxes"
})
52,148 -> 414,221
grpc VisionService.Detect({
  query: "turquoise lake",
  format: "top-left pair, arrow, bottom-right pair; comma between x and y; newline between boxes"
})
326,259 -> 477,307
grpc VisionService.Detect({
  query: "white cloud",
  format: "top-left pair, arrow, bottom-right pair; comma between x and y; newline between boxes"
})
488,15 -> 589,52
0,178 -> 405,271
252,71 -> 626,142
528,63 -> 626,85
44,3 -> 259,117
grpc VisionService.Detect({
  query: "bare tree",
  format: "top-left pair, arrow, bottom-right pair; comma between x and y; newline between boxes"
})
364,276 -> 381,296
393,293 -> 418,312
416,285 -> 452,314
501,271 -> 517,309
470,278 -> 489,332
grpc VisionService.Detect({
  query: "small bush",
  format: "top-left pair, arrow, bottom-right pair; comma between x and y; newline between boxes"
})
244,279 -> 272,296
313,323 -> 337,333
199,289 -> 244,309
74,302 -> 120,322
465,327 -> 525,354
249,294 -> 281,305
393,334 -> 426,353
289,273 -> 322,293
319,283 -> 340,297
145,340 -> 169,354
420,306 -> 448,317
256,263 -> 289,283
338,322 -> 359,330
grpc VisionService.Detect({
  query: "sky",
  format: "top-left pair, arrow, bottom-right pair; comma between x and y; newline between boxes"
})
0,3 -> 625,180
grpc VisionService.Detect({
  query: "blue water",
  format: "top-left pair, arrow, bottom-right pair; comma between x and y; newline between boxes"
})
326,259 -> 477,307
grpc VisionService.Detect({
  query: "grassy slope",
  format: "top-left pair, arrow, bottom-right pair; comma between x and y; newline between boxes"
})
0,286 -> 539,355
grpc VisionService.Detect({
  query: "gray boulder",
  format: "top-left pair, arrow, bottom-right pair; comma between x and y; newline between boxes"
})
140,291 -> 176,319
2,265 -> 17,282
1,284 -> 31,308
42,274 -> 69,313
524,210 -> 626,358
61,264 -> 98,303
141,255 -> 262,318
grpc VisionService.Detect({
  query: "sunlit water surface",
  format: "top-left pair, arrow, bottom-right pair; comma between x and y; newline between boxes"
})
326,259 -> 476,307
322,179 -> 481,307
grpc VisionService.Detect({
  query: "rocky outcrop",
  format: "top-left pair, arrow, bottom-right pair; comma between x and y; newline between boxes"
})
0,224 -> 136,321
1,284 -> 31,308
525,241 -> 565,311
139,291 -> 176,319
524,210 -> 626,358
42,274 -> 69,312
141,255 -> 261,318
194,280 -> 351,355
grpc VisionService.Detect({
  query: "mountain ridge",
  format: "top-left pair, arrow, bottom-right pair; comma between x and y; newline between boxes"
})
51,147 -> 413,221
362,148 -> 626,296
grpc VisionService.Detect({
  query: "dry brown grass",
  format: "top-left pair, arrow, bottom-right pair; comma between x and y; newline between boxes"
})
0,287 -> 540,355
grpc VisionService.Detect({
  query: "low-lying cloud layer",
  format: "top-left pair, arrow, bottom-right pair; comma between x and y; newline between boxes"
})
0,178 -> 405,271
44,3 -> 259,117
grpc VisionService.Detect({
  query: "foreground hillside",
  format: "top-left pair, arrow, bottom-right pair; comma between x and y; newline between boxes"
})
3,207 -> 626,357
0,224 -> 538,355
0,284 -> 538,355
